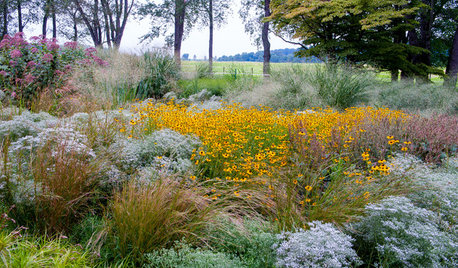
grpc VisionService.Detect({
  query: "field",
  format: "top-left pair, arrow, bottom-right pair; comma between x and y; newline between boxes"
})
182,61 -> 445,83
0,43 -> 457,267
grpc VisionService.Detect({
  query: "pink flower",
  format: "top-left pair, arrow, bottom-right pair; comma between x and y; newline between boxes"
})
23,74 -> 36,84
64,64 -> 72,71
10,49 -> 22,59
9,60 -> 17,67
55,70 -> 64,76
42,53 -> 53,63
26,61 -> 37,68
30,47 -> 39,53
0,71 -> 7,77
11,91 -> 17,98
47,41 -> 59,51
64,42 -> 78,50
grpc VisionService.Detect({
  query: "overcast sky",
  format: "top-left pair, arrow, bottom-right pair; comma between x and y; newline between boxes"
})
118,0 -> 297,58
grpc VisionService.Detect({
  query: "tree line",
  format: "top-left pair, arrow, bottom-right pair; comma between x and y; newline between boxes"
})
217,48 -> 321,63
0,1 -> 457,87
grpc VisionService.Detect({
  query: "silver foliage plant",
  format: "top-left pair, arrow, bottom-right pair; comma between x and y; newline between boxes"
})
275,221 -> 362,268
109,128 -> 201,178
352,196 -> 457,267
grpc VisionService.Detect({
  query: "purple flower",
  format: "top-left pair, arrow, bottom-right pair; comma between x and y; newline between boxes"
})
9,60 -> 17,67
42,53 -> 53,63
30,47 -> 39,54
10,49 -> 22,59
0,71 -> 7,77
11,91 -> 17,98
64,64 -> 72,71
23,74 -> 36,84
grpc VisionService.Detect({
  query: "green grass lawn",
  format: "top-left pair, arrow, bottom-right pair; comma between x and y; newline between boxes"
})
182,61 -> 446,84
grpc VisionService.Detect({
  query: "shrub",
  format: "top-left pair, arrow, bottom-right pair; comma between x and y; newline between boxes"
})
209,219 -> 278,268
309,63 -> 373,109
0,33 -> 105,108
136,52 -> 179,99
144,241 -> 243,268
275,221 -> 362,268
107,179 -> 221,259
376,81 -> 457,113
110,128 -> 200,175
352,196 -> 458,267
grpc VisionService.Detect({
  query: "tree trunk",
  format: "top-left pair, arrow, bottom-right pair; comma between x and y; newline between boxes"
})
73,12 -> 78,41
18,0 -> 23,32
174,0 -> 186,67
445,26 -> 458,88
2,0 -> 8,37
52,0 -> 57,39
42,0 -> 50,36
262,0 -> 271,76
208,0 -> 213,74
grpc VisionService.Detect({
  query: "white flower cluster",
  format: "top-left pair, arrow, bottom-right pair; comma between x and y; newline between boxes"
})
353,196 -> 457,267
275,221 -> 362,268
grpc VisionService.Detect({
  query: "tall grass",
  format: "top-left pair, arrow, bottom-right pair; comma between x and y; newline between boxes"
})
136,52 -> 180,100
108,178 -> 221,259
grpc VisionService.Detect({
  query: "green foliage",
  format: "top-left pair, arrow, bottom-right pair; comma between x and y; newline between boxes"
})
178,77 -> 229,98
0,231 -> 91,267
144,241 -> 243,268
136,52 -> 180,99
310,64 -> 372,109
208,219 -> 278,268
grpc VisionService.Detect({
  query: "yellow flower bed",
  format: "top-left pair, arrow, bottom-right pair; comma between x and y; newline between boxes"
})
122,101 -> 408,186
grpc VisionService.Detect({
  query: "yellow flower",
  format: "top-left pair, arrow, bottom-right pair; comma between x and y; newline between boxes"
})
199,150 -> 206,156
387,135 -> 394,140
190,176 -> 196,180
234,191 -> 240,197
304,185 -> 312,191
401,147 -> 408,152
293,179 -> 298,185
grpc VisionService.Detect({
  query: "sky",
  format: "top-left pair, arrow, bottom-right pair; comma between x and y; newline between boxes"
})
118,0 -> 297,58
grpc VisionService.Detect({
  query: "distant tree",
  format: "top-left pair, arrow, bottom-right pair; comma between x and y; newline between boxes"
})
198,0 -> 231,73
0,0 -> 11,36
182,53 -> 189,60
138,0 -> 200,66
240,0 -> 271,76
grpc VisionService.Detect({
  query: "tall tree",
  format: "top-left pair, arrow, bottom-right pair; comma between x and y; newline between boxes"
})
1,0 -> 9,36
268,0 -> 442,80
42,0 -> 57,38
138,0 -> 200,66
240,0 -> 272,76
100,0 -> 135,48
198,0 -> 230,73
73,0 -> 104,47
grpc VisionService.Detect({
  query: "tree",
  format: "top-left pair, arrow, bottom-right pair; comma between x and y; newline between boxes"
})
100,0 -> 135,48
138,0 -> 200,66
268,0 -> 440,80
0,0 -> 10,36
72,0 -> 104,47
42,0 -> 57,38
445,25 -> 458,88
13,0 -> 40,33
198,0 -> 230,73
240,0 -> 272,76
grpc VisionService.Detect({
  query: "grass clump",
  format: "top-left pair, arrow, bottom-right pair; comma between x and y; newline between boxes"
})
107,178 -> 221,260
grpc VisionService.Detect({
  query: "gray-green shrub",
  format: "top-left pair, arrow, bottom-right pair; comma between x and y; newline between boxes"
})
275,221 -> 362,268
352,196 -> 457,267
144,241 -> 243,268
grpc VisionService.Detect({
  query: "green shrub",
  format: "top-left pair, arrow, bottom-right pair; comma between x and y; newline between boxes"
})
209,219 -> 278,268
136,52 -> 179,99
376,81 -> 458,113
178,78 -> 229,98
144,241 -> 243,268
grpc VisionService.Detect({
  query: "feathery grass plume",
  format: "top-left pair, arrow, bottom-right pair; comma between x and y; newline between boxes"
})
107,178 -> 223,259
